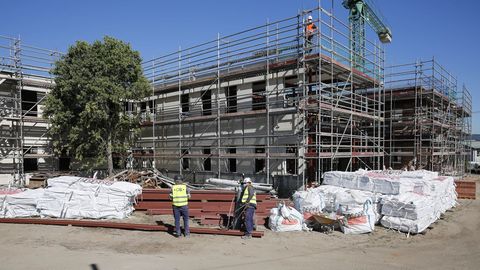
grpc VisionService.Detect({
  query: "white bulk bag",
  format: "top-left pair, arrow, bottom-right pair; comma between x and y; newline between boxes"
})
339,199 -> 376,235
292,190 -> 325,214
269,203 -> 303,232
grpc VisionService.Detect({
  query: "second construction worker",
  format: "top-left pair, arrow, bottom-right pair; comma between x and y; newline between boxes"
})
241,177 -> 257,239
170,175 -> 191,238
305,15 -> 317,53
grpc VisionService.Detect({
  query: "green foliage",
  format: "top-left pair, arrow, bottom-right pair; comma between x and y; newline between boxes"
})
44,36 -> 151,171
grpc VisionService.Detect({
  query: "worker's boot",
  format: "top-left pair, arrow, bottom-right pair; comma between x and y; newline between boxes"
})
241,234 -> 252,240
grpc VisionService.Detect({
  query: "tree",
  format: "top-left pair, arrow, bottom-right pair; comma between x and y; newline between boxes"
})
44,36 -> 151,176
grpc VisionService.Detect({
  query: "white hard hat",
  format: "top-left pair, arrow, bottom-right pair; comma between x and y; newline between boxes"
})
244,177 -> 252,183
307,15 -> 313,21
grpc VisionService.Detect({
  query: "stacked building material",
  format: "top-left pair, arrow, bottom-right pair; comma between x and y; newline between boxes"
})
323,169 -> 439,195
138,189 -> 280,226
294,170 -> 457,234
380,175 -> 457,234
1,189 -> 44,218
380,192 -> 433,220
36,176 -> 142,219
0,188 -> 23,212
455,180 -> 476,199
1,177 -> 142,219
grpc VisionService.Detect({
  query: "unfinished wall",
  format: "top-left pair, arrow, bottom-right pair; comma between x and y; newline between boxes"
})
131,4 -> 385,186
0,36 -> 60,185
384,60 -> 472,176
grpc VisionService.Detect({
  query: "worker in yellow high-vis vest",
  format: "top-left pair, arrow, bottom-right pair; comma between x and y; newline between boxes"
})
240,177 -> 257,239
169,175 -> 191,238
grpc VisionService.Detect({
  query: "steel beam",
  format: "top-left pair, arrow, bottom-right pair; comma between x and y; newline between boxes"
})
0,218 -> 264,237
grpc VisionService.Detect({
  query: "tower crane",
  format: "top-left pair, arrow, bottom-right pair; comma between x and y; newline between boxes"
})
342,0 -> 392,70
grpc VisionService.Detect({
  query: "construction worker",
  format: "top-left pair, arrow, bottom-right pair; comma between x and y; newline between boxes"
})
240,177 -> 257,239
169,175 -> 191,238
305,15 -> 317,53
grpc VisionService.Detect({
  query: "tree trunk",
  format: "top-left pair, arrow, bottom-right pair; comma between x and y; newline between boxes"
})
107,134 -> 114,176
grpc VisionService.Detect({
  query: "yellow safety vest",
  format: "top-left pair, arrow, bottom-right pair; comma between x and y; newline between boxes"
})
241,186 -> 257,205
172,184 -> 188,207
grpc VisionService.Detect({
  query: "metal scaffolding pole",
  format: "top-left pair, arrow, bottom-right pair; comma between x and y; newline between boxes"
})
133,2 -> 386,185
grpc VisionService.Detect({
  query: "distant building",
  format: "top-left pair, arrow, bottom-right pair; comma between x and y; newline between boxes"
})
470,139 -> 480,163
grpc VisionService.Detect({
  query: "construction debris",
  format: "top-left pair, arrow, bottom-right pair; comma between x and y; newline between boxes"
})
110,170 -> 276,195
110,169 -> 197,189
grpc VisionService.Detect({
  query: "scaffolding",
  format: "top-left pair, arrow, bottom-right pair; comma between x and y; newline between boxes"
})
0,35 -> 60,185
131,1 -> 385,188
385,59 -> 472,176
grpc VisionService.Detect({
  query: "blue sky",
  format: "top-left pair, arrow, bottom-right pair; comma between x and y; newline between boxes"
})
4,0 -> 479,133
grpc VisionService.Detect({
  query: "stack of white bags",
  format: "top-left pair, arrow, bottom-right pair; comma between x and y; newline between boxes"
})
1,188 -> 43,218
0,176 -> 142,219
379,174 -> 457,234
293,169 -> 457,234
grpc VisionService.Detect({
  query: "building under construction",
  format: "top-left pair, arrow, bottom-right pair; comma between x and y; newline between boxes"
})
130,4 -> 385,189
0,35 -> 61,185
0,3 -> 473,189
384,59 -> 472,176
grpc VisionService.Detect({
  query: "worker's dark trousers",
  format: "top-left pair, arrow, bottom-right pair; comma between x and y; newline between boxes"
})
173,205 -> 190,236
305,36 -> 314,53
245,206 -> 255,235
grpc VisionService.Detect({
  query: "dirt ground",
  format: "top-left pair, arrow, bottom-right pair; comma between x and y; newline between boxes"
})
1,176 -> 479,270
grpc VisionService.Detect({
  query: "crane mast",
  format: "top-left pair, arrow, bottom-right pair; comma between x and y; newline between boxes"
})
342,0 -> 392,70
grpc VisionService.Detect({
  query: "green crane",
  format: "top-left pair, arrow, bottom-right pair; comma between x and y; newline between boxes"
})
342,0 -> 392,70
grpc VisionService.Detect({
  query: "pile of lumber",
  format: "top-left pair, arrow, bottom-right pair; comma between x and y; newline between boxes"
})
137,189 -> 282,226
